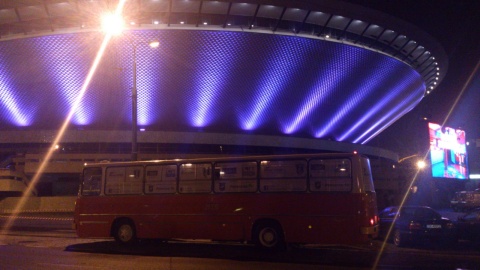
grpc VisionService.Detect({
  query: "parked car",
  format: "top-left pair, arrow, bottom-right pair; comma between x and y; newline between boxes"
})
379,206 -> 456,247
450,190 -> 480,212
456,208 -> 480,242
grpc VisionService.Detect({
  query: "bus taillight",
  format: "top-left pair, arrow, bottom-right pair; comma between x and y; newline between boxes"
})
370,215 -> 379,226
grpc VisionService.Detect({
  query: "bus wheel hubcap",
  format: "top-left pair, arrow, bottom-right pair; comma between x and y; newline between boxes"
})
260,228 -> 277,246
119,225 -> 133,241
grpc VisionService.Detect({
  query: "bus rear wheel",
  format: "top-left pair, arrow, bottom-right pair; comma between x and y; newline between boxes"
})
113,220 -> 137,245
253,222 -> 285,250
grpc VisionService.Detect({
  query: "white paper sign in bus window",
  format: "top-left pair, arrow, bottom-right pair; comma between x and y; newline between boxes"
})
179,163 -> 212,193
105,166 -> 143,195
214,161 -> 257,193
145,165 -> 177,194
260,160 -> 307,192
309,159 -> 352,192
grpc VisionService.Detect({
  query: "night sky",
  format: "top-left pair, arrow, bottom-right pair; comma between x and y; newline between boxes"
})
348,0 -> 480,157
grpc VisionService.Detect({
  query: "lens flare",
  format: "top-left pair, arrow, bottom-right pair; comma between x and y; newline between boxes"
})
101,13 -> 125,36
0,0 -> 128,237
372,58 -> 480,270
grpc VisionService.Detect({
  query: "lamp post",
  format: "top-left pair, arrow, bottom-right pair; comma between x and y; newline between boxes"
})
102,13 -> 158,161
131,43 -> 138,161
130,40 -> 159,161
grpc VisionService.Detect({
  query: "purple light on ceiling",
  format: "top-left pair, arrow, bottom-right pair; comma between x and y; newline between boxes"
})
130,31 -> 163,126
281,63 -> 336,135
0,82 -> 31,126
33,35 -> 94,126
338,70 -> 425,142
358,102 -> 419,144
87,30 -> 165,128
190,32 -> 240,128
352,82 -> 425,143
315,57 -> 407,139
283,46 -> 363,135
0,30 -> 429,144
0,42 -> 35,126
240,37 -> 308,131
136,47 -> 160,126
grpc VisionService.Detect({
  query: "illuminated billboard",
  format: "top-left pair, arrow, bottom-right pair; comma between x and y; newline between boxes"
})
428,122 -> 468,179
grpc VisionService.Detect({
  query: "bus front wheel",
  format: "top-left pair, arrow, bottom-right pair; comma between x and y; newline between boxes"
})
253,222 -> 285,249
113,219 -> 137,245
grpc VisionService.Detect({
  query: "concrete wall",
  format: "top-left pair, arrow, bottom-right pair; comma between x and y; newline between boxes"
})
0,196 -> 76,213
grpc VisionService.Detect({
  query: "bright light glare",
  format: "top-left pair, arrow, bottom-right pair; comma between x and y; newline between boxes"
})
0,0 -> 130,240
416,160 -> 426,169
1,21 -> 116,238
149,40 -> 160,48
101,13 -> 124,35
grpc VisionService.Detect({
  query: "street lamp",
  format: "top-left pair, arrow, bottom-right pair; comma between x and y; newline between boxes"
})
398,154 -> 427,170
102,13 -> 158,161
416,160 -> 427,169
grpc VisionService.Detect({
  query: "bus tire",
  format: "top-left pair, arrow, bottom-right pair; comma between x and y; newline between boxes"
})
113,219 -> 137,245
253,221 -> 285,250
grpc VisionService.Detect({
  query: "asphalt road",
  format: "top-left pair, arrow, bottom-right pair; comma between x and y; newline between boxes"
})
0,212 -> 479,269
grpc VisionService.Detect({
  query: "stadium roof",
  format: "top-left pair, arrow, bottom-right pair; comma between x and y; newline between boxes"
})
0,0 -> 447,152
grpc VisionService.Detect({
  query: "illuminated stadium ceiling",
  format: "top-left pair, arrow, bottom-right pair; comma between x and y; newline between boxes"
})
0,0 -> 447,145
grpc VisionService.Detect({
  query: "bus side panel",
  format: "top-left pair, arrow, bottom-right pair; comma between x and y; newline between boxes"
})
75,197 -> 113,238
75,192 -> 375,244
248,193 -> 368,244
75,192 -> 376,245
119,195 -> 245,241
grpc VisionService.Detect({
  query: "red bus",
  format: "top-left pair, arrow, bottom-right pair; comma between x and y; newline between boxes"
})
73,153 -> 379,249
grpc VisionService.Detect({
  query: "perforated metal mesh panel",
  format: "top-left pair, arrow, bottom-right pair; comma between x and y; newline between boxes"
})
0,30 -> 424,143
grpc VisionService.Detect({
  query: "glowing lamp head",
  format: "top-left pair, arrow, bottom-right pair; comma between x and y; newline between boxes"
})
416,160 -> 426,169
101,13 -> 124,35
149,40 -> 160,48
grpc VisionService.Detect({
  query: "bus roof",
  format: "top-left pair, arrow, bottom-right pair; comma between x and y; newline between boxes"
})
83,152 -> 365,167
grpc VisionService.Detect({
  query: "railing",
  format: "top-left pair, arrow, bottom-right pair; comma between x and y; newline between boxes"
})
0,168 -> 37,196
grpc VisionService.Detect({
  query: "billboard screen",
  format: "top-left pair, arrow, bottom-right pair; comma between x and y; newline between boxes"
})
428,122 -> 468,179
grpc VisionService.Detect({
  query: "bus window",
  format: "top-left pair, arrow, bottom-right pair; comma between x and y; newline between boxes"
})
145,164 -> 177,194
361,157 -> 375,192
81,167 -> 102,196
309,159 -> 352,192
179,163 -> 212,193
105,166 -> 143,195
259,159 -> 307,192
214,161 -> 257,193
